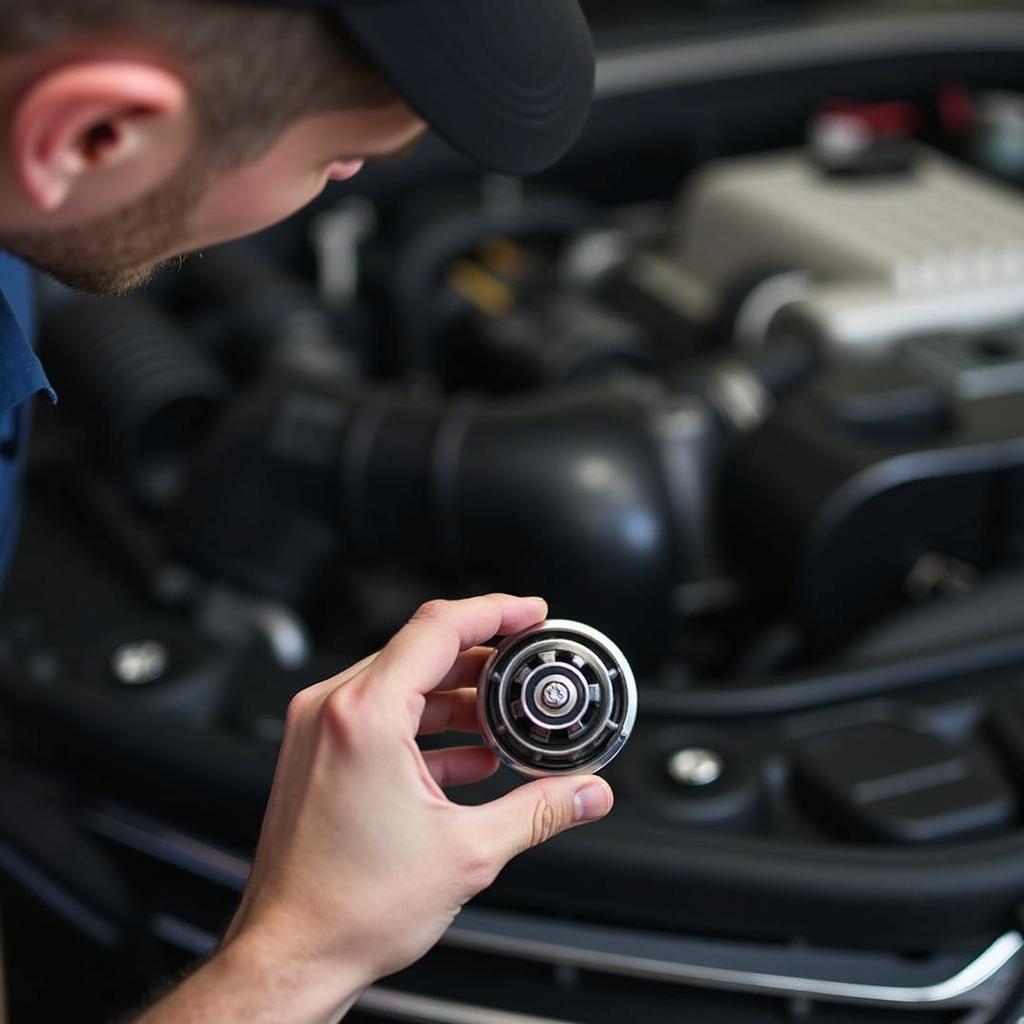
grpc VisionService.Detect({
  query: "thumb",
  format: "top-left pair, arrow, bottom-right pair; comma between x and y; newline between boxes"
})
473,775 -> 614,868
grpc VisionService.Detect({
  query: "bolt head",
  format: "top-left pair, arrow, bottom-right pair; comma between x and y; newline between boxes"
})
111,640 -> 169,686
541,680 -> 571,710
666,747 -> 724,788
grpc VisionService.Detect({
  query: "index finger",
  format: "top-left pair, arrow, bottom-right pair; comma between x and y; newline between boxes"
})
374,595 -> 548,698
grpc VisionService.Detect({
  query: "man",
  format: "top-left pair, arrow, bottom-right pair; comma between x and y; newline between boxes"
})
0,1 -> 615,1020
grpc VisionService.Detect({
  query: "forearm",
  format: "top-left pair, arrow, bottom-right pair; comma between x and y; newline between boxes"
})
127,597 -> 611,1024
132,933 -> 364,1024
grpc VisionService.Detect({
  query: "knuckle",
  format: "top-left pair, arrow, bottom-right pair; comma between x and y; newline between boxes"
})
283,688 -> 314,729
482,593 -> 509,613
530,796 -> 562,849
413,599 -> 450,623
321,682 -> 390,752
406,600 -> 460,661
320,687 -> 361,746
457,836 -> 498,889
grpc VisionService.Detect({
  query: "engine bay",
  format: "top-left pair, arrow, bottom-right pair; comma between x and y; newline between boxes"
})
10,5 -> 1024,1020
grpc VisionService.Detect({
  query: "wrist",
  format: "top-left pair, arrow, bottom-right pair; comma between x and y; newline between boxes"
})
211,925 -> 369,1024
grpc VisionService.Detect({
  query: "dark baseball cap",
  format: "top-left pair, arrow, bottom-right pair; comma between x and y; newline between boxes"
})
279,0 -> 596,176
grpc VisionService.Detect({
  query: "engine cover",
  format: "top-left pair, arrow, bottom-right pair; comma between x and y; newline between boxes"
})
672,143 -> 1024,357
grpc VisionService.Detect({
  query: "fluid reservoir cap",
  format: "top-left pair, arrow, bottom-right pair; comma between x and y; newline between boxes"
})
793,722 -> 1015,843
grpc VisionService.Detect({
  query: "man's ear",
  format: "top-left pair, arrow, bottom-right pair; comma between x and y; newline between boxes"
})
10,61 -> 190,215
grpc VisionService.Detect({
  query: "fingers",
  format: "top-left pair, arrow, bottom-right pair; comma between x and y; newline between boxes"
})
419,689 -> 481,736
467,776 -> 614,867
423,746 -> 499,788
374,595 -> 547,699
279,651 -> 382,734
435,647 -> 493,692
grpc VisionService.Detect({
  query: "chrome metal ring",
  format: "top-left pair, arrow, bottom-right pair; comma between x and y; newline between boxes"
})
478,619 -> 638,778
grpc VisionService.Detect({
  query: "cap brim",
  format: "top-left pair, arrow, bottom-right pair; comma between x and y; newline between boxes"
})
337,0 -> 595,176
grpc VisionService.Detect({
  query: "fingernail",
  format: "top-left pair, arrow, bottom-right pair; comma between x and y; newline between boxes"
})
573,782 -> 611,822
525,597 -> 546,606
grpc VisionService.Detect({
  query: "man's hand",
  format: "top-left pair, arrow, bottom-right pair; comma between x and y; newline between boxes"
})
135,595 -> 614,1024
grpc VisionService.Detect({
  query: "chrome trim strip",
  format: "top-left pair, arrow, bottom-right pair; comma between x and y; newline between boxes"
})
0,839 -> 120,947
89,802 -> 1024,1011
152,916 -> 583,1024
357,988 -> 584,1024
152,914 -> 219,957
596,12 -> 1024,97
447,908 -> 1023,1010
86,804 -> 249,890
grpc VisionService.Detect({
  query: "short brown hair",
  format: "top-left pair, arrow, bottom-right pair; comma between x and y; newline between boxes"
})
0,0 -> 396,170
0,0 -> 399,295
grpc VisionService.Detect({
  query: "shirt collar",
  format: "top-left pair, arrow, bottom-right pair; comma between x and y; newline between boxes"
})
0,289 -> 55,414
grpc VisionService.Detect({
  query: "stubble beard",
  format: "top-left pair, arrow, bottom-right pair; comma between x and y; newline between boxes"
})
0,152 -> 211,296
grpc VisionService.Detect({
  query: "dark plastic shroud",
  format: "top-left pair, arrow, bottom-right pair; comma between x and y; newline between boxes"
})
172,377 -> 691,670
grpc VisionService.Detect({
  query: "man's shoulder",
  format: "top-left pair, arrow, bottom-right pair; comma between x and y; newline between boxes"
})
0,254 -> 54,413
0,253 -> 34,344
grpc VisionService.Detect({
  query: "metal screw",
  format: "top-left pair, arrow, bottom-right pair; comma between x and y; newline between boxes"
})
667,747 -> 724,788
111,640 -> 169,686
541,680 -> 571,710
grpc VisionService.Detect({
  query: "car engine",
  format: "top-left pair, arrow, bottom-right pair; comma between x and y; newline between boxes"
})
8,4 -> 1024,1022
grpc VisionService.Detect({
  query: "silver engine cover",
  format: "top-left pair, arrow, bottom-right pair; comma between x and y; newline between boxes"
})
671,144 -> 1024,358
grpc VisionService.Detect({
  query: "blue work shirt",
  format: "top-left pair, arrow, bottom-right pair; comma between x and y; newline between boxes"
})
0,253 -> 55,583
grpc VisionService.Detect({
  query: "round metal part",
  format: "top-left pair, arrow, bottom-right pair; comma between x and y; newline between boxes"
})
478,619 -> 638,778
111,640 -> 169,686
666,747 -> 724,788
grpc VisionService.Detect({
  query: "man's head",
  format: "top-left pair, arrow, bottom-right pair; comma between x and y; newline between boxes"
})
0,0 -> 594,296
0,0 -> 425,294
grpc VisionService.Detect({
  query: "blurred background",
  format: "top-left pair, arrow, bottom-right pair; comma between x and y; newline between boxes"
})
11,0 -> 1024,1020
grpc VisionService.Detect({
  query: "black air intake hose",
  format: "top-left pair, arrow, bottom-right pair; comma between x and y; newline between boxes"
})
41,297 -> 228,509
173,243 -> 362,382
173,379 -> 686,669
